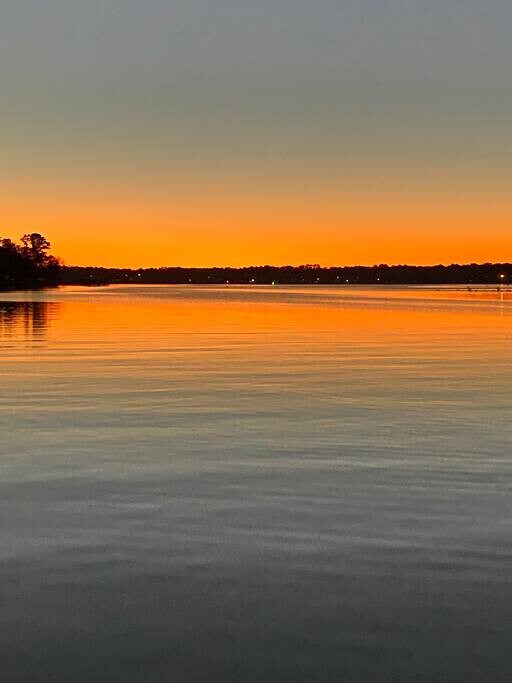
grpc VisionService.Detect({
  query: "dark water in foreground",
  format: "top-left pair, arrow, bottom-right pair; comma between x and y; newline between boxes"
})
1,285 -> 511,682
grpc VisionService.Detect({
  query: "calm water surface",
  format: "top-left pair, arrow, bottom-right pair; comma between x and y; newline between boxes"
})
1,285 -> 511,682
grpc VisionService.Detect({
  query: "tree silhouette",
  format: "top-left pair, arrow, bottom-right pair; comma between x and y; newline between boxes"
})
21,233 -> 52,267
0,233 -> 61,289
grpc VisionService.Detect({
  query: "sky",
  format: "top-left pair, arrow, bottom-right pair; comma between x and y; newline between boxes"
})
1,0 -> 511,267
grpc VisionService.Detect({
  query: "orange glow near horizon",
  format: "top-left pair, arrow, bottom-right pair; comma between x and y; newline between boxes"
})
3,177 -> 512,268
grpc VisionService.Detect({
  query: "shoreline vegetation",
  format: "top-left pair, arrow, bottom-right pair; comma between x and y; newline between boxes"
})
0,233 -> 61,290
0,233 -> 510,290
63,263 -> 510,287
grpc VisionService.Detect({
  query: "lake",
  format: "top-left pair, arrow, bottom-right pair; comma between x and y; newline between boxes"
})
1,285 -> 511,682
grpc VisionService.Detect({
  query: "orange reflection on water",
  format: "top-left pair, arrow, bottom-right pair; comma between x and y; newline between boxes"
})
0,301 -> 60,341
34,286 -> 510,358
1,286 -> 510,354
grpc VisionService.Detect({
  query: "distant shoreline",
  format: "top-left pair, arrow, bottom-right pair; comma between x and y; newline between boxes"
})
60,263 -> 511,288
2,262 -> 511,292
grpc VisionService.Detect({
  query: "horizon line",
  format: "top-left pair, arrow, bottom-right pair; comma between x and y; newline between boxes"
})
64,261 -> 512,270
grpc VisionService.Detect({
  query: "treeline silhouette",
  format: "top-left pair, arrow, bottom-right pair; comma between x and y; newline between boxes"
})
1,232 -> 509,288
0,233 -> 61,290
63,262 -> 510,286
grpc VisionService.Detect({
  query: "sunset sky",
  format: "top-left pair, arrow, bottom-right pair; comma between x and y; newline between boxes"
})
2,0 -> 511,267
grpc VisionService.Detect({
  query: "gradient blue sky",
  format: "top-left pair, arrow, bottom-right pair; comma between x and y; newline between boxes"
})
2,1 -> 511,266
